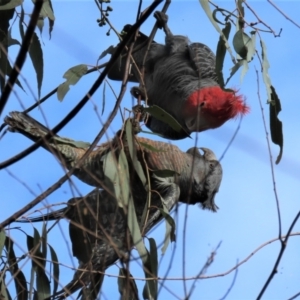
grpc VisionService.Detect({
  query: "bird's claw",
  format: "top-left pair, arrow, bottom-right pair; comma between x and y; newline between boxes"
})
132,104 -> 147,122
154,11 -> 169,29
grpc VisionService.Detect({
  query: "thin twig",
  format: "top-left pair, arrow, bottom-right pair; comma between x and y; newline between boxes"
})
255,68 -> 282,239
267,0 -> 300,29
257,211 -> 300,299
243,0 -> 281,37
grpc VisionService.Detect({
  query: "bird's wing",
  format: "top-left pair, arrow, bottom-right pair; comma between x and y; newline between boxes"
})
188,42 -> 218,82
107,24 -> 156,83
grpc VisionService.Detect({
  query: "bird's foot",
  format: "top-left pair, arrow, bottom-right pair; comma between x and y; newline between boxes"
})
154,11 -> 169,29
132,104 -> 148,123
130,86 -> 146,100
154,11 -> 172,37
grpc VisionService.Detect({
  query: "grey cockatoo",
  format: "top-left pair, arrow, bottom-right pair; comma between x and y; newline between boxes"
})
5,111 -> 222,298
108,11 -> 249,139
4,111 -> 222,209
18,186 -> 179,299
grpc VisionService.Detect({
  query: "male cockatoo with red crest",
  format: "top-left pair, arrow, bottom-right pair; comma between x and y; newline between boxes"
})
108,11 -> 249,139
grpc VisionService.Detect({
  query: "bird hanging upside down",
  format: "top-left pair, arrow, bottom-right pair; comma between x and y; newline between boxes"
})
5,111 -> 223,299
108,11 -> 249,139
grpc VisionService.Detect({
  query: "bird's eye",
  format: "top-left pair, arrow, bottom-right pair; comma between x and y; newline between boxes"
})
200,102 -> 205,107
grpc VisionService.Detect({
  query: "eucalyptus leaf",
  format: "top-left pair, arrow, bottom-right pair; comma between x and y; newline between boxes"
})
57,64 -> 88,101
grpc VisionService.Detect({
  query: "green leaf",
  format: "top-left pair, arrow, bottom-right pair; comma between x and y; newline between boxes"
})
215,21 -> 231,88
260,39 -> 272,103
0,230 -> 5,255
0,275 -> 10,300
269,86 -> 283,164
125,120 -> 147,186
158,206 -> 176,254
117,149 -> 130,207
40,0 -> 55,20
233,30 -> 251,60
144,106 -> 189,135
41,223 -> 47,268
98,44 -> 114,60
240,59 -> 249,84
247,31 -> 256,62
8,28 -> 21,46
118,268 -> 139,300
6,57 -> 25,91
57,64 -> 88,101
28,31 -> 43,98
225,60 -> 243,86
0,0 -> 22,10
199,0 -> 236,63
36,17 -> 44,35
127,193 -> 148,265
102,81 -> 106,115
143,238 -> 158,300
5,237 -> 28,300
48,244 -> 59,296
36,271 -> 50,300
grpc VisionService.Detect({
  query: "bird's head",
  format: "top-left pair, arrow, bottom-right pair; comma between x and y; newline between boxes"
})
183,86 -> 249,132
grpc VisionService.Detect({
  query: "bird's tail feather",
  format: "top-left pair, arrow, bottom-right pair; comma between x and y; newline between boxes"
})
15,207 -> 67,223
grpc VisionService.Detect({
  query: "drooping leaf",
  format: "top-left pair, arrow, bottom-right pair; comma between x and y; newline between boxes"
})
247,31 -> 256,62
8,28 -> 20,46
143,238 -> 158,300
27,228 -> 51,299
0,0 -> 22,10
158,206 -> 176,253
0,275 -> 10,300
118,268 -> 139,300
144,106 -> 188,135
57,64 -> 88,101
48,244 -> 59,296
233,30 -> 253,60
240,59 -> 249,84
6,57 -> 25,91
41,223 -> 47,268
36,271 -> 50,300
98,44 -> 114,60
47,0 -> 54,37
0,7 -> 14,91
117,149 -> 130,207
102,81 -> 106,115
28,31 -> 43,98
5,237 -> 28,300
215,21 -> 231,88
127,196 -> 147,263
260,39 -> 272,102
36,16 -> 44,35
0,230 -> 5,254
269,86 -> 283,164
225,60 -> 243,86
199,0 -> 235,63
125,120 -> 147,186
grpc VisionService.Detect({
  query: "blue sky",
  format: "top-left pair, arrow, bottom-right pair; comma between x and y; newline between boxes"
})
1,1 -> 300,299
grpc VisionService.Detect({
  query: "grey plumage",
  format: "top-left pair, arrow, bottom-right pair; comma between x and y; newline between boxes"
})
108,11 -> 248,140
5,111 -> 223,299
